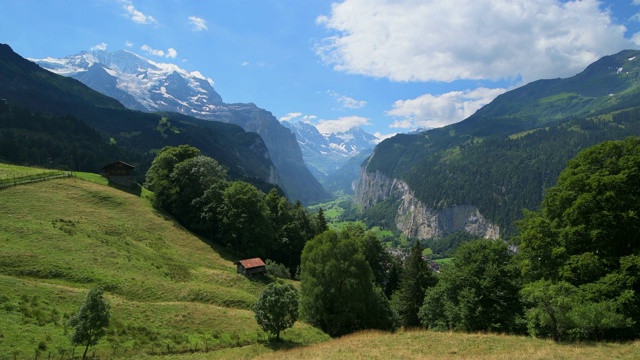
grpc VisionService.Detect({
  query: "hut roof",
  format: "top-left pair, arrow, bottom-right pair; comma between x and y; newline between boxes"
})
102,161 -> 135,170
237,258 -> 266,269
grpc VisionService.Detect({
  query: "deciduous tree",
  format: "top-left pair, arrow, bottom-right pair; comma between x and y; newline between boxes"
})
253,282 -> 299,340
68,288 -> 110,359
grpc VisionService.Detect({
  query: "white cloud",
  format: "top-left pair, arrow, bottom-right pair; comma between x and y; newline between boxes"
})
327,90 -> 367,109
121,1 -> 157,25
373,132 -> 397,142
241,61 -> 251,67
316,116 -> 370,133
316,0 -> 633,83
280,112 -> 303,122
166,48 -> 178,59
387,87 -> 507,129
125,40 -> 134,47
140,45 -> 179,59
188,16 -> 208,31
279,112 -> 318,122
140,45 -> 164,57
90,43 -> 107,51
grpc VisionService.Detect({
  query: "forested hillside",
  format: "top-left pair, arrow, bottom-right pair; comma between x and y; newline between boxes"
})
359,49 -> 640,237
0,44 -> 283,192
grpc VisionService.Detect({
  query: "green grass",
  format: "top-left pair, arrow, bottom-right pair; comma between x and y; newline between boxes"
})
434,258 -> 454,265
0,162 -> 64,180
0,167 -> 329,358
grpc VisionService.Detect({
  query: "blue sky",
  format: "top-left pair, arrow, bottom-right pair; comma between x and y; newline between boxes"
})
1,0 -> 640,138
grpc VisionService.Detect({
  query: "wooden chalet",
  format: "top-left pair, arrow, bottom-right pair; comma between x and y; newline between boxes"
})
101,161 -> 135,187
235,257 -> 267,277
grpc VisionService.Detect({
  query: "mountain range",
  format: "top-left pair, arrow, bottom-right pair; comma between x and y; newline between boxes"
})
281,121 -> 379,185
31,49 -> 328,204
0,43 -> 282,193
354,49 -> 640,240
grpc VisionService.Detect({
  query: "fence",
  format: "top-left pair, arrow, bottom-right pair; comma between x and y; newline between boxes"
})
0,171 -> 72,189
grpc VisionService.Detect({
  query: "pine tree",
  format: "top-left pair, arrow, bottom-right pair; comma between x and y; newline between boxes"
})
395,241 -> 436,328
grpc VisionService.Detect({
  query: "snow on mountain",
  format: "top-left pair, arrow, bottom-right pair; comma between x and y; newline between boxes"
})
31,49 -> 223,116
282,120 -> 379,181
30,49 -> 329,204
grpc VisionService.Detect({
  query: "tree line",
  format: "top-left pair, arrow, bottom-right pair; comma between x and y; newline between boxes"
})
296,137 -> 640,341
145,139 -> 640,343
144,144 -> 327,276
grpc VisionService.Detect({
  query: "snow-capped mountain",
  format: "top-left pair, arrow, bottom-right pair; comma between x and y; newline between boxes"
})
31,49 -> 328,204
282,121 -> 379,182
32,50 -> 223,114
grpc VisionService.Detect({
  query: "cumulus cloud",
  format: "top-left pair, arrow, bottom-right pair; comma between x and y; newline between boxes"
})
188,16 -> 208,31
90,43 -> 107,51
166,48 -> 178,59
387,87 -> 507,129
280,112 -> 303,122
316,116 -> 370,133
316,0 -> 633,83
125,40 -> 134,47
279,112 -> 318,122
140,45 -> 179,59
121,0 -> 157,25
328,90 -> 367,109
141,45 -> 164,57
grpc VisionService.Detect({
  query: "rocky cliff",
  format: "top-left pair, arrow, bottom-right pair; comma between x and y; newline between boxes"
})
355,168 -> 499,240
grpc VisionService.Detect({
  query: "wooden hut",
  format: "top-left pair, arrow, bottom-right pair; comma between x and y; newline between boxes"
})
101,161 -> 135,187
235,258 -> 267,277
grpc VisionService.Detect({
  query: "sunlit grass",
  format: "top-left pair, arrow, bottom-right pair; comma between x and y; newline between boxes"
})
0,167 -> 329,358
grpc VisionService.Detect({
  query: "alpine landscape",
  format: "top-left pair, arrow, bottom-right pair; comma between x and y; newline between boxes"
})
2,1 -> 640,359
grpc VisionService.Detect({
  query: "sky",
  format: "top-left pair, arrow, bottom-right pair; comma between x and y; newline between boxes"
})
1,0 -> 640,139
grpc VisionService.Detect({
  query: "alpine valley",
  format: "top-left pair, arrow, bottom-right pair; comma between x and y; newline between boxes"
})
355,49 -> 640,240
30,48 -> 329,204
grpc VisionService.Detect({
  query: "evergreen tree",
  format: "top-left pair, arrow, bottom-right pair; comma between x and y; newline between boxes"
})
394,241 -> 436,328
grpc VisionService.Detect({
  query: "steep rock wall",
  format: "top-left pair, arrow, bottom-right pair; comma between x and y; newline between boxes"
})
355,169 -> 499,240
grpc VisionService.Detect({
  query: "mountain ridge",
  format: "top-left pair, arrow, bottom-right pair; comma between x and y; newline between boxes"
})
356,48 -> 640,239
31,48 -> 328,203
282,121 -> 379,186
0,43 -> 283,191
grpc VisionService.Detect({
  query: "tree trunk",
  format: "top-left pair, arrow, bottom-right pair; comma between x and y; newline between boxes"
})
83,343 -> 90,359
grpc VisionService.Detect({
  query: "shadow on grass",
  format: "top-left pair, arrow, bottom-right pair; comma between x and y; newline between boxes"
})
106,180 -> 143,196
263,338 -> 309,351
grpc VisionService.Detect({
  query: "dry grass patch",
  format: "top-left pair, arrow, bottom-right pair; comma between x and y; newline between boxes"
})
258,329 -> 640,360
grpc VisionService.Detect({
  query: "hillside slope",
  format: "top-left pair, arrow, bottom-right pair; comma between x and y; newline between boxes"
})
0,43 -> 282,190
356,49 -> 640,239
0,173 -> 327,358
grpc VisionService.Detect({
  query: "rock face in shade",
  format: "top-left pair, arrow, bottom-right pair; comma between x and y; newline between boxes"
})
354,169 -> 499,240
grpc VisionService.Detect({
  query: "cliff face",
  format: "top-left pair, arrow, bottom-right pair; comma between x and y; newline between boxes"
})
355,169 -> 499,240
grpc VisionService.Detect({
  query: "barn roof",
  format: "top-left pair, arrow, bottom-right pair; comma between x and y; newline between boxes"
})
102,161 -> 135,170
237,258 -> 266,269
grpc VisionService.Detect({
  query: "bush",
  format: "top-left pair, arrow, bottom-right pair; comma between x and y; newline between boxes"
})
266,259 -> 290,279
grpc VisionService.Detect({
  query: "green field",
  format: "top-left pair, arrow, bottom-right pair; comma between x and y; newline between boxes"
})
0,170 -> 328,359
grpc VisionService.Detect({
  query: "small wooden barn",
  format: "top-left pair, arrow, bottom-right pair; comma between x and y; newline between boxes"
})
101,161 -> 135,187
235,258 -> 267,277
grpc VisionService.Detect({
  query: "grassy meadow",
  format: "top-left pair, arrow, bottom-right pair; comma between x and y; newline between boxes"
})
0,166 -> 328,359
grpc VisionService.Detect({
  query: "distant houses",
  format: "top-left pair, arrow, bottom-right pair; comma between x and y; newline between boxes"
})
235,258 -> 267,277
101,161 -> 135,187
